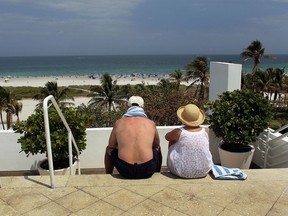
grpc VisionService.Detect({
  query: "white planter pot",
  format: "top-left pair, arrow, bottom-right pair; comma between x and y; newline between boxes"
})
37,159 -> 77,175
218,144 -> 255,169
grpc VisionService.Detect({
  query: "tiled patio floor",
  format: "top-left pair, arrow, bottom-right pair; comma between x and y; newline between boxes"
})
1,169 -> 288,215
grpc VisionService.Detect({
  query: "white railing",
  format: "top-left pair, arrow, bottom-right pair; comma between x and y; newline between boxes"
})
43,95 -> 81,189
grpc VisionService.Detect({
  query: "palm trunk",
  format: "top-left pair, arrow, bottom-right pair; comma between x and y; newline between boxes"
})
0,111 -> 5,130
199,83 -> 205,100
252,64 -> 258,76
6,111 -> 12,129
273,90 -> 278,101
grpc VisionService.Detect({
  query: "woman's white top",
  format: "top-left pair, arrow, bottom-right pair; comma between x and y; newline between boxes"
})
167,127 -> 212,178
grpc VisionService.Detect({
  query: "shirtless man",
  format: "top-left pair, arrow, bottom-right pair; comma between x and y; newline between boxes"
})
104,96 -> 162,179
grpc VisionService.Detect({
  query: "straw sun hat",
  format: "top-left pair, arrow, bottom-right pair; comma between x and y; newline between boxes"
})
177,104 -> 205,127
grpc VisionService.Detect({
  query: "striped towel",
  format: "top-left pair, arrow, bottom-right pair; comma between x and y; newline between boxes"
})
123,106 -> 148,118
211,164 -> 247,180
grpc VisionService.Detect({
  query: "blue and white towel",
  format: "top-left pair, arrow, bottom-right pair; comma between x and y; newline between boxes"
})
211,164 -> 247,180
123,106 -> 148,118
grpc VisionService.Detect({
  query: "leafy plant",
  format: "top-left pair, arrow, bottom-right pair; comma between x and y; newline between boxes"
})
206,89 -> 272,150
13,107 -> 92,164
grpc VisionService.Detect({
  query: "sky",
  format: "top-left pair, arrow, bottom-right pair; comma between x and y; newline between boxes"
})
0,0 -> 288,56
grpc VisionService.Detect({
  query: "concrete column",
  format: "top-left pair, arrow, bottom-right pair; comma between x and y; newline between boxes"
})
208,61 -> 242,164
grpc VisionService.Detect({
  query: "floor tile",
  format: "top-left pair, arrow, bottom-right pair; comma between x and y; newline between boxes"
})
0,202 -> 18,216
40,186 -> 78,200
267,202 -> 288,216
175,197 -> 224,216
150,187 -> 192,207
218,209 -> 245,216
4,191 -> 51,214
168,182 -> 208,196
127,199 -> 176,215
22,201 -> 71,216
276,186 -> 288,204
75,200 -> 124,216
124,184 -> 166,197
227,199 -> 273,215
81,186 -> 122,199
55,189 -> 98,212
102,188 -> 146,211
195,182 -> 242,207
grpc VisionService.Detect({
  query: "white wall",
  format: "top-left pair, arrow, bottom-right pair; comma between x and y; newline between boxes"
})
0,130 -> 44,171
0,125 -> 222,172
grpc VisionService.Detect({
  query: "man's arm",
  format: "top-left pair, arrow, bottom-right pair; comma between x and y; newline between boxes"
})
104,126 -> 118,174
152,128 -> 160,149
107,127 -> 118,155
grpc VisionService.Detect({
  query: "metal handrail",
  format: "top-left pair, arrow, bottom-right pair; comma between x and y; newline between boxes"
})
43,95 -> 81,189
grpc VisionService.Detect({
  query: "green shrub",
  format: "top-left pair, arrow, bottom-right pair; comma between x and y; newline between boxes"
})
269,120 -> 282,130
13,107 -> 92,162
206,89 -> 273,148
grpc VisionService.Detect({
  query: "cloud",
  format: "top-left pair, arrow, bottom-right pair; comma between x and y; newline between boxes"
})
3,0 -> 144,18
272,0 -> 288,2
0,0 -> 144,37
249,14 -> 288,30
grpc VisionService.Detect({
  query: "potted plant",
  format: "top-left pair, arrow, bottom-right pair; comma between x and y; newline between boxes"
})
13,106 -> 92,175
206,89 -> 273,168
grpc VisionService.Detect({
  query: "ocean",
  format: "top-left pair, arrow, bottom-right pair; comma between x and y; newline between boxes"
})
0,54 -> 287,77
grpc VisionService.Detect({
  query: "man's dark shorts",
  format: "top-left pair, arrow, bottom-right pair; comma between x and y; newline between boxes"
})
111,148 -> 162,179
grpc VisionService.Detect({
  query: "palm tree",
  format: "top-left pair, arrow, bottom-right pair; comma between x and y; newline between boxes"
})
185,56 -> 209,101
254,70 -> 273,97
14,101 -> 23,124
241,72 -> 253,90
33,81 -> 74,107
269,67 -> 286,101
88,73 -> 124,111
240,40 -> 265,76
169,68 -> 184,90
157,79 -> 174,90
0,87 -> 21,129
0,87 -> 7,129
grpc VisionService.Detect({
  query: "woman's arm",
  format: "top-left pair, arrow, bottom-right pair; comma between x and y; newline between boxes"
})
165,128 -> 181,148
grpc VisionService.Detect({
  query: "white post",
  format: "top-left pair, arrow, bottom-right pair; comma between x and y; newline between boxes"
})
208,61 -> 242,164
209,61 -> 242,101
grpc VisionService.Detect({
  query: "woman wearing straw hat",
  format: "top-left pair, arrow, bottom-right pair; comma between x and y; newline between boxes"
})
165,104 -> 212,178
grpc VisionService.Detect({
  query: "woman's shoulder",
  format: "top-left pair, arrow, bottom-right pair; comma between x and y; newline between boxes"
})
183,126 -> 204,133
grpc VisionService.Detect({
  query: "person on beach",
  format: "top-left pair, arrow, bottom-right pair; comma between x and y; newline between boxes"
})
104,96 -> 162,179
165,104 -> 212,178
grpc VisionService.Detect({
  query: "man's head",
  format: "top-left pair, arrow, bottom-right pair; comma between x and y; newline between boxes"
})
128,96 -> 144,108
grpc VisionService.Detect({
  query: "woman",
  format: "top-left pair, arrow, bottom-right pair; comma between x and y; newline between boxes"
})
165,104 -> 212,178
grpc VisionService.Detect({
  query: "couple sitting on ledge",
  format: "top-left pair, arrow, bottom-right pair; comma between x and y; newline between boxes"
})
104,96 -> 212,179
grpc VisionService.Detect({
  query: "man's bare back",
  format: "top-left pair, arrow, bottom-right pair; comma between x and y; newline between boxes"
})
108,116 -> 160,164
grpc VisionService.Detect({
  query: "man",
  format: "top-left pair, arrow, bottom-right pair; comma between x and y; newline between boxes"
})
105,96 -> 162,179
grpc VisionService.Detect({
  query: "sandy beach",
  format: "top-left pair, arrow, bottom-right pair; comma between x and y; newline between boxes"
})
18,97 -> 92,121
1,74 -> 170,87
1,74 -> 180,123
